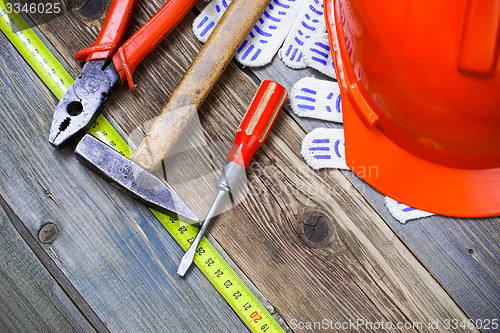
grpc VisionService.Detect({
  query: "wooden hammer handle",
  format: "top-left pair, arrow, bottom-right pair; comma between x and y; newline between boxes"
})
131,0 -> 272,172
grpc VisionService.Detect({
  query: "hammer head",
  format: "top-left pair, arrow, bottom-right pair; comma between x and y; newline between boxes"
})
75,135 -> 199,224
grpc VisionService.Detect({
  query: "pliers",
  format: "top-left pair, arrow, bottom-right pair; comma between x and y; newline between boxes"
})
49,0 -> 197,147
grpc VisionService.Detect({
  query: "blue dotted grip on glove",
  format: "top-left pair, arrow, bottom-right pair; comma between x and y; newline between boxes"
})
279,0 -> 326,68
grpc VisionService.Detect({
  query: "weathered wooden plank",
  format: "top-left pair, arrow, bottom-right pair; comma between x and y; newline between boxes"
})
192,1 -> 499,325
6,1 -> 496,333
195,82 -> 480,332
0,204 -> 96,333
248,46 -> 500,323
0,30 -> 249,333
30,2 -> 483,332
191,1 -> 500,320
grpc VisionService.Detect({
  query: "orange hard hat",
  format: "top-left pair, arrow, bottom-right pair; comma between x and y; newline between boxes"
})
324,0 -> 500,217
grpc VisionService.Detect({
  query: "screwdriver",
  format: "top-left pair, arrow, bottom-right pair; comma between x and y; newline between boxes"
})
177,80 -> 288,276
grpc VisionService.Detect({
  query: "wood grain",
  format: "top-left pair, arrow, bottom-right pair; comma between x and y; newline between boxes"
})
192,2 -> 500,321
0,205 -> 96,333
249,47 -> 500,323
192,77 -> 479,332
0,29 -> 249,332
2,0 -> 498,332
33,1 -> 477,331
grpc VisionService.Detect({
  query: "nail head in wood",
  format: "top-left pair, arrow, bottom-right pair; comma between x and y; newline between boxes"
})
38,223 -> 59,244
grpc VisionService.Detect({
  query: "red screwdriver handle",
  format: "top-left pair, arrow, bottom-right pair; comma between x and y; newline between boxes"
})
227,81 -> 288,168
75,0 -> 138,61
112,0 -> 197,90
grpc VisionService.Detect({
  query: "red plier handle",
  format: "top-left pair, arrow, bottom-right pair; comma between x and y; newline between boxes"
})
75,0 -> 196,90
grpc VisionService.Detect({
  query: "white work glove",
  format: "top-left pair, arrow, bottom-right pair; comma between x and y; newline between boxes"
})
293,78 -> 434,222
384,198 -> 434,224
194,0 -> 433,223
293,77 -> 434,223
193,0 -> 335,78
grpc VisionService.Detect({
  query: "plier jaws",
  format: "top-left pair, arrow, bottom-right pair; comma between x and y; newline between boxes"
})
49,0 -> 197,147
49,60 -> 120,147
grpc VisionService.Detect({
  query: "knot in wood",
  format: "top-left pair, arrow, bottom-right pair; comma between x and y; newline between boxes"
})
303,214 -> 329,243
38,223 -> 59,244
293,210 -> 336,248
75,0 -> 106,19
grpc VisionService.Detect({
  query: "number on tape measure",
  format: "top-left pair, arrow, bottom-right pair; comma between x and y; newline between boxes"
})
0,5 -> 285,332
153,213 -> 283,333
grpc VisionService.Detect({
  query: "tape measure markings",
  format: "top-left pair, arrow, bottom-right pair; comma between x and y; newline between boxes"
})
0,1 -> 72,98
0,5 -> 284,333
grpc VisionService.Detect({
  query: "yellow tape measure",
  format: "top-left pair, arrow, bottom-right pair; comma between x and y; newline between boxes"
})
0,3 -> 284,333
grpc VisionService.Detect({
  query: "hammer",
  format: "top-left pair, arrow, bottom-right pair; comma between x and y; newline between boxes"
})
75,0 -> 272,223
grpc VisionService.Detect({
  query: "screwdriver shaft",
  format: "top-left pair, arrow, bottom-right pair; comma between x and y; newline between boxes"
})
177,189 -> 227,276
177,81 -> 287,277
